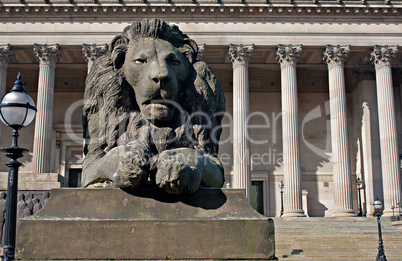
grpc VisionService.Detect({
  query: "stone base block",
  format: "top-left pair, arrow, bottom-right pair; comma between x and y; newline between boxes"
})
16,188 -> 275,260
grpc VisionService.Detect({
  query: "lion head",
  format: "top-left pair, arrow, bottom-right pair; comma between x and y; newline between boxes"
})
82,18 -> 225,192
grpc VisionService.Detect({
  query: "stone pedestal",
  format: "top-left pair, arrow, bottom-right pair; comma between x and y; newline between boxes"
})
16,188 -> 275,260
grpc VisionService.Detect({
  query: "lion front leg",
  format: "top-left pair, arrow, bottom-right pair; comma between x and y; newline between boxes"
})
112,141 -> 150,189
84,141 -> 150,190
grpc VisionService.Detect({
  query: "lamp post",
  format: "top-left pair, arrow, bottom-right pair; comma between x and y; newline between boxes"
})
373,197 -> 387,261
279,181 -> 284,217
0,73 -> 36,261
356,177 -> 364,217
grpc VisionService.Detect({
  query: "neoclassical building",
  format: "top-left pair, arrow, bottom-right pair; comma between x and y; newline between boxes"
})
0,0 -> 401,218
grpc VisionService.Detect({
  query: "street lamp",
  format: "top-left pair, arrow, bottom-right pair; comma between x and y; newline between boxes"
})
279,181 -> 284,217
356,177 -> 364,217
373,197 -> 387,261
0,73 -> 36,261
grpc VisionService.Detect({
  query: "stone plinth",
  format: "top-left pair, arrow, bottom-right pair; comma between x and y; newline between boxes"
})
16,188 -> 275,260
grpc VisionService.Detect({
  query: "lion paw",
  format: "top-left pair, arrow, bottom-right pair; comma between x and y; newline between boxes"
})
112,141 -> 150,190
154,148 -> 203,194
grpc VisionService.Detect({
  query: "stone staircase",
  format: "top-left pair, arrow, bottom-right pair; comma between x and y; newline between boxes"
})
0,172 -> 60,190
273,217 -> 402,261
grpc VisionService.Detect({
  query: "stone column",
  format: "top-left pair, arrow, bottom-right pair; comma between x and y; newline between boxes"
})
33,44 -> 61,174
276,44 -> 305,217
228,44 -> 253,202
353,65 -> 381,216
197,44 -> 206,61
323,45 -> 355,216
370,45 -> 401,216
82,43 -> 108,73
0,44 -> 12,147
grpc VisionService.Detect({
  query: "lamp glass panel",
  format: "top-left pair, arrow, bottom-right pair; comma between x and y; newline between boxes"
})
373,200 -> 383,210
0,107 -> 27,126
0,91 -> 36,127
22,95 -> 36,126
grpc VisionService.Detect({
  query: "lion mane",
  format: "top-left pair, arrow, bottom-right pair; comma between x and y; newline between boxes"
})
82,18 -> 225,183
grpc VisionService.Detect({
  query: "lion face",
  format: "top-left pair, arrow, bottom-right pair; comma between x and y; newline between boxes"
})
122,38 -> 191,124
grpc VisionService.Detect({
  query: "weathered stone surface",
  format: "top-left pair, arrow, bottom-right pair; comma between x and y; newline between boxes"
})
16,188 -> 275,260
82,18 -> 226,194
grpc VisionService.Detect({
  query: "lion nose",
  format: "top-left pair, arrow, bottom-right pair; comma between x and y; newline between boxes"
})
149,61 -> 170,85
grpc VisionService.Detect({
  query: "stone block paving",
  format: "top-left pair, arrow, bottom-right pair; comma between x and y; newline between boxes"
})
274,217 -> 402,261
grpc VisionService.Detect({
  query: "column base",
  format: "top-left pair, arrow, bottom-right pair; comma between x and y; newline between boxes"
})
382,210 -> 395,217
332,209 -> 356,217
282,209 -> 306,217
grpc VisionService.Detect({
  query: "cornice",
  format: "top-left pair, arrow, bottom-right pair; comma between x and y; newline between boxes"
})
0,2 -> 401,18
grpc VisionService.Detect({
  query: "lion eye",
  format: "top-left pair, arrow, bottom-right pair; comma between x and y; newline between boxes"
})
134,58 -> 147,64
168,59 -> 181,66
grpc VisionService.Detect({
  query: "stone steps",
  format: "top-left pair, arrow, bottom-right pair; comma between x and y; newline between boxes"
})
273,217 -> 402,260
0,172 -> 60,190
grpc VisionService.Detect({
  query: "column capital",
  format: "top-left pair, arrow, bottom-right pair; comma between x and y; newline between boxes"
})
0,44 -> 12,68
197,44 -> 206,61
323,44 -> 350,69
228,44 -> 254,67
82,43 -> 109,63
276,44 -> 302,69
34,44 -> 61,66
370,45 -> 398,70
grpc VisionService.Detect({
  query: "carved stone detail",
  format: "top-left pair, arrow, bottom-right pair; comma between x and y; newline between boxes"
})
82,43 -> 108,63
82,43 -> 108,72
33,44 -> 61,66
0,44 -> 12,68
228,44 -> 253,67
370,45 -> 398,69
323,45 -> 350,69
276,44 -> 302,68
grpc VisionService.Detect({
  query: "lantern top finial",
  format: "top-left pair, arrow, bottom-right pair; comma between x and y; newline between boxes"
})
11,72 -> 26,93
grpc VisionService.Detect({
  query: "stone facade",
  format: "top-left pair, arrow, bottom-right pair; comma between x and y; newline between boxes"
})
0,0 -> 401,217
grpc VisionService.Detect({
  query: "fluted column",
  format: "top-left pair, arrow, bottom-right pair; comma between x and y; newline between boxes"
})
0,44 -> 12,148
276,44 -> 305,217
82,43 -> 108,73
323,45 -> 355,216
33,44 -> 61,173
228,44 -> 253,202
197,44 -> 206,61
370,45 -> 401,216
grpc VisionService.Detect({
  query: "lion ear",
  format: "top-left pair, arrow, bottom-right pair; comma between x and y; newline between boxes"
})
110,34 -> 128,69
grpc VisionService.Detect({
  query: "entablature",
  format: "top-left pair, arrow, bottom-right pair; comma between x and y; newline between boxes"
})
0,0 -> 401,19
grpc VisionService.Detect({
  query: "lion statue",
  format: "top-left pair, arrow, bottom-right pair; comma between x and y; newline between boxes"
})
82,18 -> 226,194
